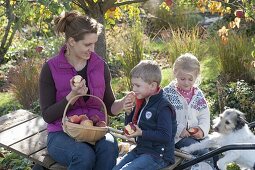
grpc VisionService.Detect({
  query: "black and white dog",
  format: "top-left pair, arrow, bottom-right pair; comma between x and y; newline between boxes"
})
181,108 -> 255,170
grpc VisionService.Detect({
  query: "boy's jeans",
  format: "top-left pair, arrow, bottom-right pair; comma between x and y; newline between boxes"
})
113,151 -> 169,170
47,131 -> 118,170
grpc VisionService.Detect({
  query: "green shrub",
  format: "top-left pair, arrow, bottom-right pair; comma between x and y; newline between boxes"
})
200,79 -> 220,118
8,59 -> 43,110
221,80 -> 255,122
0,151 -> 32,170
202,79 -> 255,123
0,92 -> 21,116
210,34 -> 255,83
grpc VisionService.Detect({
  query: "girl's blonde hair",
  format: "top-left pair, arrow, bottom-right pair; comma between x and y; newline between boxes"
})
54,11 -> 103,42
173,53 -> 201,84
131,60 -> 162,85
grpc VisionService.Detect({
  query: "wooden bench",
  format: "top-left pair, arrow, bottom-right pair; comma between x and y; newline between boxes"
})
0,109 -> 66,170
0,109 -> 188,170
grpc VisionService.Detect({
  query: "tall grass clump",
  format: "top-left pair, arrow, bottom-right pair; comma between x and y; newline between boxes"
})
111,21 -> 146,90
8,58 -> 43,110
212,34 -> 255,83
167,27 -> 209,64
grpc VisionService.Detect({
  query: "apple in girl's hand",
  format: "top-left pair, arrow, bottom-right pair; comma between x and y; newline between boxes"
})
90,114 -> 100,125
73,75 -> 83,87
80,119 -> 93,127
79,114 -> 88,121
96,121 -> 107,127
69,115 -> 81,124
188,127 -> 199,135
124,122 -> 136,135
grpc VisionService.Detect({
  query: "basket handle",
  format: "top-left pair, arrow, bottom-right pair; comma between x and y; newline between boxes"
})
62,94 -> 108,126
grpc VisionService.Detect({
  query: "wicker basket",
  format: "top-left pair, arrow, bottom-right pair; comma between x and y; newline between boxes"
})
62,94 -> 108,143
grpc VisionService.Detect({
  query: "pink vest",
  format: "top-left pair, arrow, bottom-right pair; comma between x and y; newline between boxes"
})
47,46 -> 105,132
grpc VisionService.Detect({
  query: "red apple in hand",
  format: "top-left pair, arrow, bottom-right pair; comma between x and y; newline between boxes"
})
73,75 -> 83,87
188,127 -> 199,135
124,122 -> 136,135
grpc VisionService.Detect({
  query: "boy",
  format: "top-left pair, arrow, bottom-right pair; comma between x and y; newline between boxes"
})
113,60 -> 177,170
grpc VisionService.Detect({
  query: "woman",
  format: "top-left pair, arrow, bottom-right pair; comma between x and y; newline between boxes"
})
39,11 -> 125,170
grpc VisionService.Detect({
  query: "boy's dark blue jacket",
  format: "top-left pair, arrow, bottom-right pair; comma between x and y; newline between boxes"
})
125,89 -> 177,164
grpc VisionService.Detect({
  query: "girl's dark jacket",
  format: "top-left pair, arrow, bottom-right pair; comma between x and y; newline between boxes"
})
125,89 -> 177,164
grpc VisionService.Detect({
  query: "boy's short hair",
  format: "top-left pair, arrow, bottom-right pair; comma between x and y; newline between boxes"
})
130,60 -> 161,85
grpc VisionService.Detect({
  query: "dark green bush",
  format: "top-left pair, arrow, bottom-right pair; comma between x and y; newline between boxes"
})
0,151 -> 32,170
202,79 -> 255,123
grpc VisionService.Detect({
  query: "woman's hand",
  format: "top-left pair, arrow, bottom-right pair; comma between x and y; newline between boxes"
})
191,127 -> 204,139
70,78 -> 88,96
125,124 -> 142,138
180,128 -> 190,138
66,77 -> 88,104
123,92 -> 136,115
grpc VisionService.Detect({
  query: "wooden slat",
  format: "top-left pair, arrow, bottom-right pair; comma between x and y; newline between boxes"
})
29,148 -> 57,169
10,130 -> 48,156
0,116 -> 47,147
0,109 -> 38,133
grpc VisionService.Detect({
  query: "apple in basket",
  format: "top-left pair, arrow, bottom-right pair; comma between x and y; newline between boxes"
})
96,121 -> 107,127
73,75 -> 83,87
124,122 -> 136,135
188,127 -> 199,135
79,114 -> 89,121
69,115 -> 81,124
90,114 -> 100,125
80,119 -> 94,127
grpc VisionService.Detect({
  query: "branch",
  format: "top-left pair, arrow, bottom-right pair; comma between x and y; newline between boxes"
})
6,17 -> 20,50
1,0 -> 13,49
72,0 -> 90,14
114,0 -> 148,7
84,0 -> 95,7
102,0 -> 148,14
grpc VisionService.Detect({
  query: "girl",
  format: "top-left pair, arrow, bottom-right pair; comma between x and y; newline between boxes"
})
164,53 -> 210,155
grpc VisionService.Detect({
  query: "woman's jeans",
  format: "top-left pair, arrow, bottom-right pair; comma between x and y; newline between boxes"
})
112,150 -> 169,170
47,131 -> 118,170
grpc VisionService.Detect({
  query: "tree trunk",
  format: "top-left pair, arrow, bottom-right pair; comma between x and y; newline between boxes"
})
95,14 -> 107,59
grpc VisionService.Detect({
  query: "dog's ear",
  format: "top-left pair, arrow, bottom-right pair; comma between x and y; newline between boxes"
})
235,110 -> 247,130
